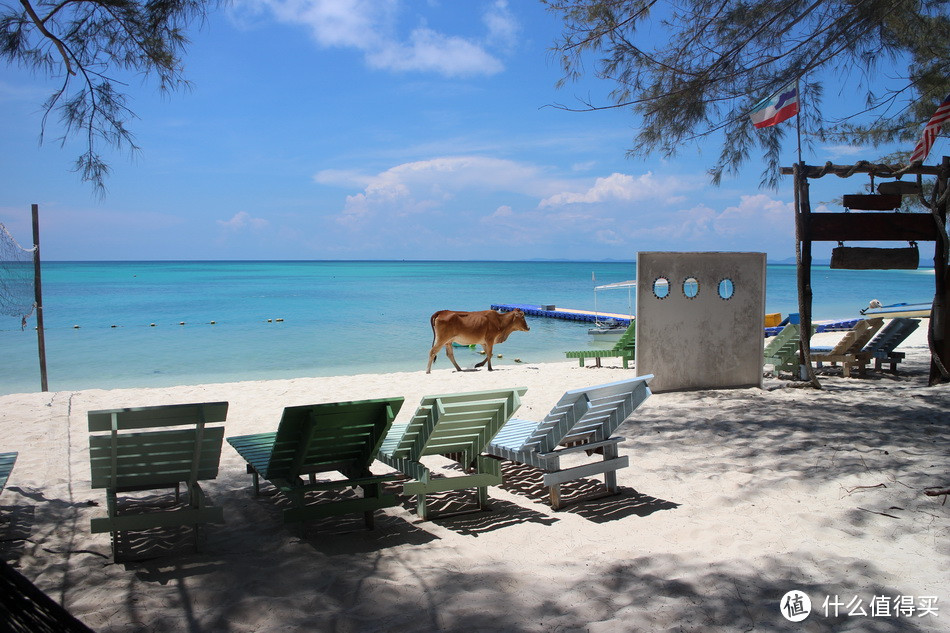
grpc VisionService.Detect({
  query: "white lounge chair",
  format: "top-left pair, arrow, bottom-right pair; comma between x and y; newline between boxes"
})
486,375 -> 652,509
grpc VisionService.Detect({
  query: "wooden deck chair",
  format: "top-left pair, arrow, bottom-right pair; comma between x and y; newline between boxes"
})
486,375 -> 652,509
88,402 -> 228,560
377,388 -> 526,520
810,318 -> 884,377
227,397 -> 404,529
861,318 -> 920,373
763,323 -> 801,376
564,321 -> 636,368
0,452 -> 16,497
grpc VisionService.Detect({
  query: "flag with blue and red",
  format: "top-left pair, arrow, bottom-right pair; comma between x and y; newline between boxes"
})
749,85 -> 799,129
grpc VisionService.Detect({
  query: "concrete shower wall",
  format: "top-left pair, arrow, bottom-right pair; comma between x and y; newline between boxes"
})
635,252 -> 766,393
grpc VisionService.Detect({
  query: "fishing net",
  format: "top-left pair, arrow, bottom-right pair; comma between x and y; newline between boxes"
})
0,222 -> 37,329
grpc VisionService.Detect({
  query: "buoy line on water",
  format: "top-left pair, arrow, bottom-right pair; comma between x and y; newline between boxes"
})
0,318 -> 290,332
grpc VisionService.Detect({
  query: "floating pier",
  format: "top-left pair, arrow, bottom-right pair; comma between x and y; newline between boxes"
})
494,303 -> 866,337
491,303 -> 631,325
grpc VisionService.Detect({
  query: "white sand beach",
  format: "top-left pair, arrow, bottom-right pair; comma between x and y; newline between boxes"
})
1,324 -> 948,632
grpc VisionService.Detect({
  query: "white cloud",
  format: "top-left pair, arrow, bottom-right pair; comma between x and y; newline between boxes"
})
233,0 -> 507,76
217,211 -> 270,231
367,28 -> 504,76
539,172 -> 690,207
483,0 -> 519,50
313,169 -> 373,188
822,144 -> 865,158
333,156 -> 553,226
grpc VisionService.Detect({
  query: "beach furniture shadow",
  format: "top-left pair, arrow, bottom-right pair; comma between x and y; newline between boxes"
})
87,402 -> 228,562
486,376 -> 653,509
498,461 -> 678,522
564,321 -> 636,368
228,397 -> 405,530
377,388 -> 526,521
810,318 -> 884,377
421,495 -> 558,535
0,502 -> 33,563
0,558 -> 96,632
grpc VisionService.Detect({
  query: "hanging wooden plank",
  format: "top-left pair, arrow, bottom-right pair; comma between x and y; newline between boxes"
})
830,245 -> 919,270
807,213 -> 939,242
877,181 -> 921,196
842,194 -> 901,210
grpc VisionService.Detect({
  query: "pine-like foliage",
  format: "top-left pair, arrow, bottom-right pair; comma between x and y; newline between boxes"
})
1,0 -> 212,195
544,0 -> 950,188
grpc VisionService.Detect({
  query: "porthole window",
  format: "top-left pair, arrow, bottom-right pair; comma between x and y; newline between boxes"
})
682,277 -> 700,299
653,277 -> 670,299
718,278 -> 735,300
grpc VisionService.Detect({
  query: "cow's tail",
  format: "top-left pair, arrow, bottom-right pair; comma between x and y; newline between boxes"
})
429,311 -> 439,364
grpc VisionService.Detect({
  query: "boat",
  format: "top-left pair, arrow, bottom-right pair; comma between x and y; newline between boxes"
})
860,301 -> 932,318
588,318 -> 628,339
587,279 -> 636,341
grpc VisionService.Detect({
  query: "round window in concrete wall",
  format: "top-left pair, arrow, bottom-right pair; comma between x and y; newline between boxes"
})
682,277 -> 700,299
718,278 -> 735,300
653,277 -> 670,299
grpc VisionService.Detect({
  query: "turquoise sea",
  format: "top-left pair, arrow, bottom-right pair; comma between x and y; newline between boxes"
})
0,260 -> 936,395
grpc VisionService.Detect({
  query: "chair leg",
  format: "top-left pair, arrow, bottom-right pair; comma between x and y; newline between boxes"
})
476,485 -> 489,510
549,484 -> 561,510
363,511 -> 375,530
604,444 -> 620,493
416,495 -> 428,521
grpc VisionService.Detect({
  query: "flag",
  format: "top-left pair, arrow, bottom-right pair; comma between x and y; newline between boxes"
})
909,93 -> 950,163
749,84 -> 799,129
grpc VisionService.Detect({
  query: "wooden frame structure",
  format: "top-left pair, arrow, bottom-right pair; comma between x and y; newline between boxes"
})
782,157 -> 950,386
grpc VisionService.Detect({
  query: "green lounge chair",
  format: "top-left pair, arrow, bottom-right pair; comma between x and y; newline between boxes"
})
377,388 -> 526,520
486,376 -> 652,509
861,317 -> 920,373
0,452 -> 16,496
227,397 -> 404,529
564,321 -> 636,368
764,323 -> 801,376
810,318 -> 884,377
87,401 -> 228,560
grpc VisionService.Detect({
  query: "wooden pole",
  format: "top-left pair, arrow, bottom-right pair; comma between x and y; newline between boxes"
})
32,204 -> 48,392
930,157 -> 950,385
794,163 -> 821,388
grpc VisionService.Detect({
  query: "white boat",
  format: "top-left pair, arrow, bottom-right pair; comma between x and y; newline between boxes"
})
860,301 -> 931,318
587,279 -> 636,340
588,318 -> 628,340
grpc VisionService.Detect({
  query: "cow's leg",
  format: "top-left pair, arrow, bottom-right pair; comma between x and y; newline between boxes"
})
443,343 -> 464,371
481,342 -> 495,371
426,342 -> 442,373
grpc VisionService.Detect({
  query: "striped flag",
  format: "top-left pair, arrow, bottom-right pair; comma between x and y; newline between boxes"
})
750,84 -> 799,129
910,93 -> 950,163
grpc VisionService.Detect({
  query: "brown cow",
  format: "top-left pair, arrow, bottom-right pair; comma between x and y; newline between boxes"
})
426,309 -> 530,373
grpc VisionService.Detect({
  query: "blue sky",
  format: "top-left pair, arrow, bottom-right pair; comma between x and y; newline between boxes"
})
0,0 -> 943,261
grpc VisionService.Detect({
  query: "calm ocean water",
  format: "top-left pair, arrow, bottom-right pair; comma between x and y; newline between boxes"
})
0,260 -> 936,395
